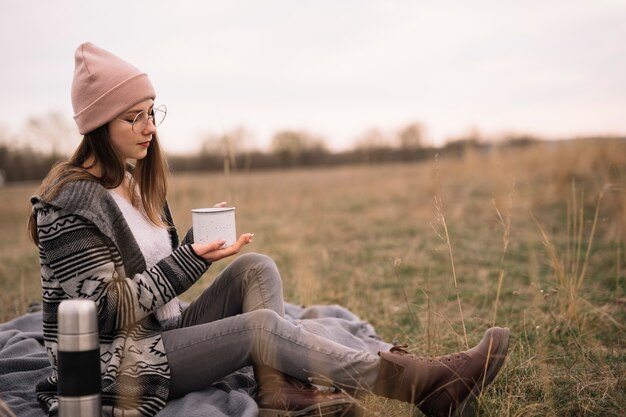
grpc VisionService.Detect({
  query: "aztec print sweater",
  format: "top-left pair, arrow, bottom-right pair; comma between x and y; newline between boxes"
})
31,180 -> 210,417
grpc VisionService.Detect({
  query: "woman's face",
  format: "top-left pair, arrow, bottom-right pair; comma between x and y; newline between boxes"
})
108,98 -> 157,161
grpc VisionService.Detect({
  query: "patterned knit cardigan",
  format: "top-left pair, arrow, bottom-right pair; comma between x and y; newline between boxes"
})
31,180 -> 210,417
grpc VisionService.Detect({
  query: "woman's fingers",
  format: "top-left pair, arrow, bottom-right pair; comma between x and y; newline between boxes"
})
191,233 -> 254,262
191,240 -> 226,256
224,233 -> 254,254
213,201 -> 227,208
235,233 -> 254,247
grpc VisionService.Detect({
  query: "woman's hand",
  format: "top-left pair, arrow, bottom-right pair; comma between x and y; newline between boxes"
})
214,201 -> 227,208
191,233 -> 254,263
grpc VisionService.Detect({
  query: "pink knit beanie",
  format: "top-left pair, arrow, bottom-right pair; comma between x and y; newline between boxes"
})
71,42 -> 156,135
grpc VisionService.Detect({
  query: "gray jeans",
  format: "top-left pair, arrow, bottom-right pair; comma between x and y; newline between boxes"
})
161,253 -> 380,399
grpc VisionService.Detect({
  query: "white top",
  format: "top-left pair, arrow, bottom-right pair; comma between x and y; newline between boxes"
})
108,189 -> 182,325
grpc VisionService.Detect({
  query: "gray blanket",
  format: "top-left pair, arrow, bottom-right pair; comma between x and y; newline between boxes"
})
0,304 -> 391,417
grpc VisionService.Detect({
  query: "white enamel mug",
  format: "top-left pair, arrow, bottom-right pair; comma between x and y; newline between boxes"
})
191,207 -> 237,247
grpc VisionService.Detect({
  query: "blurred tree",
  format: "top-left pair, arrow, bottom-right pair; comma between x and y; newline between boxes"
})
397,122 -> 424,150
24,112 -> 78,157
354,128 -> 391,163
0,126 -> 9,186
500,134 -> 539,147
355,128 -> 388,150
201,127 -> 251,173
270,130 -> 328,167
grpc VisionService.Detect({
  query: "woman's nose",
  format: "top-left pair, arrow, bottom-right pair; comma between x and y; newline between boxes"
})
143,117 -> 157,134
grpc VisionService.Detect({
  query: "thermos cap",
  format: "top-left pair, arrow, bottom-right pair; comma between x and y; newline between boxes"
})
58,299 -> 98,335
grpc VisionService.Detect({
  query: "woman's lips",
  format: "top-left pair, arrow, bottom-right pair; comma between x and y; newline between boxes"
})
138,135 -> 152,148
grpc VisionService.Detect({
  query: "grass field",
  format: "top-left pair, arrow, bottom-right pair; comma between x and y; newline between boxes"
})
1,138 -> 625,416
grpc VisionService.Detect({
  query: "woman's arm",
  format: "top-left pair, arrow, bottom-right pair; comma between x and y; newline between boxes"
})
37,210 -> 209,333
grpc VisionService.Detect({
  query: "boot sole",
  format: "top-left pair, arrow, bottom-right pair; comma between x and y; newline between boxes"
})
258,398 -> 364,417
452,327 -> 510,417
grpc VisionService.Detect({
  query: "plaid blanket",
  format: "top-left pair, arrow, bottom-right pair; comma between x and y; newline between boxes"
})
0,304 -> 391,417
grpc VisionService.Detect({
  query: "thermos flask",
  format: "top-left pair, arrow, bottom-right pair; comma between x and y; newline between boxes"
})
58,299 -> 102,417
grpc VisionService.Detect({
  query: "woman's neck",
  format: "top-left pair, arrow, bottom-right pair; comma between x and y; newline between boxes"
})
112,178 -> 133,202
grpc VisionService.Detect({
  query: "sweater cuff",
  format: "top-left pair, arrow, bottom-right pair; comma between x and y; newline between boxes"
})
170,245 -> 211,284
181,244 -> 211,268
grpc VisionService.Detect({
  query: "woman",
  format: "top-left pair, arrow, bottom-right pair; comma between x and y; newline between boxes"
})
29,42 -> 510,417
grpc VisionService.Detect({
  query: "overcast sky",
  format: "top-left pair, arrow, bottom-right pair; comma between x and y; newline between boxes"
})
1,1 -> 625,153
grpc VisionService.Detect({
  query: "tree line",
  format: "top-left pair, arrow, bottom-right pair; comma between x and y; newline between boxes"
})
0,112 -> 547,184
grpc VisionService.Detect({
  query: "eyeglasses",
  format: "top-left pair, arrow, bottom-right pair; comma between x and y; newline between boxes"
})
116,105 -> 167,133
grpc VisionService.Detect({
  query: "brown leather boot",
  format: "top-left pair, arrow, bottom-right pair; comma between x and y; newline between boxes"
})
373,327 -> 510,417
255,365 -> 363,417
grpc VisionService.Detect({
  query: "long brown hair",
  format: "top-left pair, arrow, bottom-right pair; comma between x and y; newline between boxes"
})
28,124 -> 169,243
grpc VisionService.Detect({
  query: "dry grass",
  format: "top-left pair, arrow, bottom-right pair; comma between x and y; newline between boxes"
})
1,138 -> 625,416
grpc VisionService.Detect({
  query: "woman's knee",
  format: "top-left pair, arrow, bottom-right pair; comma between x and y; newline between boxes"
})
239,253 -> 282,282
246,308 -> 283,330
238,252 -> 276,269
